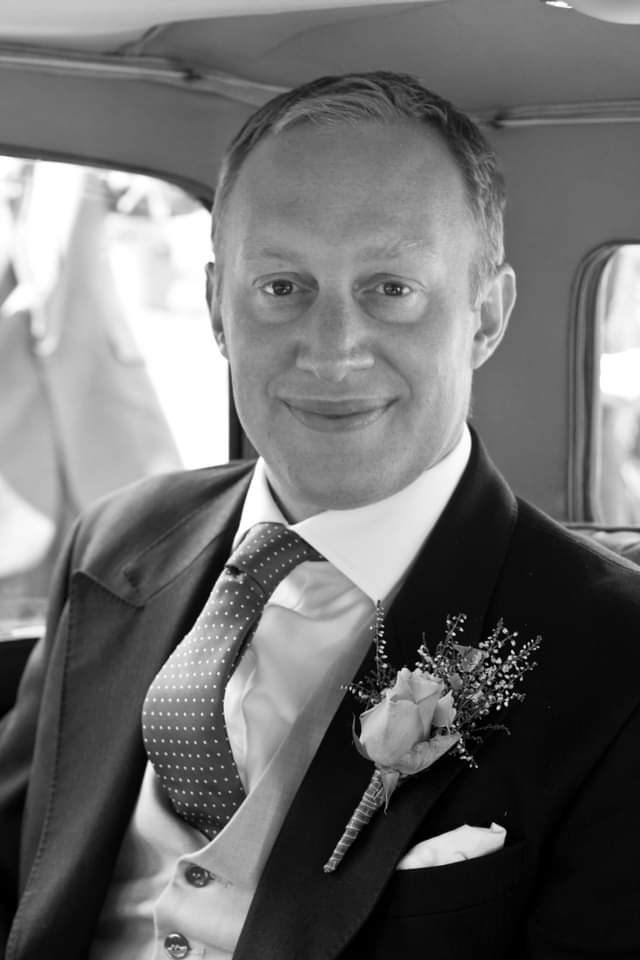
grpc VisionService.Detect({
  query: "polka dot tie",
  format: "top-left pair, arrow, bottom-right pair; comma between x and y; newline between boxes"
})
141,522 -> 323,839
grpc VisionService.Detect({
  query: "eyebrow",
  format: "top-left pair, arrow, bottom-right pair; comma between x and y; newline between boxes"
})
242,239 -> 434,263
359,239 -> 434,261
242,244 -> 302,263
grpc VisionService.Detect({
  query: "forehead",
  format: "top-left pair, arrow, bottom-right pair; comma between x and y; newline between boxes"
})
219,120 -> 474,255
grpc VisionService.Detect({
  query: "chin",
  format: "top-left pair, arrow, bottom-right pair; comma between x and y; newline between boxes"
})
296,473 -> 392,513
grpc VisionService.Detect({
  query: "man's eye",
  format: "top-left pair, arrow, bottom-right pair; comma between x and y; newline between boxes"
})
263,279 -> 296,296
375,281 -> 411,297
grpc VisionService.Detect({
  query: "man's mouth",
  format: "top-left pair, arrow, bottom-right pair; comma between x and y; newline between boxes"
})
281,397 -> 395,432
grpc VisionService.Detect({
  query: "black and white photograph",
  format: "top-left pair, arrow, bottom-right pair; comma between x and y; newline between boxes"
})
1,2 -> 640,957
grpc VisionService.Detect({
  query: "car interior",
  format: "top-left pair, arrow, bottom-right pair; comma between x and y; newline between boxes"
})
1,0 -> 640,715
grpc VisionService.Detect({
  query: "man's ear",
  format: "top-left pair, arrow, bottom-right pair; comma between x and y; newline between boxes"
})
471,263 -> 516,370
205,260 -> 228,359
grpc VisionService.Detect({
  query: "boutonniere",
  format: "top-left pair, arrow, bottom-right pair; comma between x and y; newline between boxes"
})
323,604 -> 541,874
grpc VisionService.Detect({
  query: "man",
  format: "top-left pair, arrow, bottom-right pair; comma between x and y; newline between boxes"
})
1,72 -> 640,959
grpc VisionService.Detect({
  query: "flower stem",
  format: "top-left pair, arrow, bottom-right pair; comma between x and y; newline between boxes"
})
323,769 -> 386,874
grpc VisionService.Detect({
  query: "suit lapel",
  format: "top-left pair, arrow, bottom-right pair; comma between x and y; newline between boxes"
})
389,427 -> 518,660
11,468 -> 253,960
235,432 -> 518,960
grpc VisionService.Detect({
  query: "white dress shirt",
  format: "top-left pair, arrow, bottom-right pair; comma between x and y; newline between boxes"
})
225,429 -> 471,791
89,426 -> 471,960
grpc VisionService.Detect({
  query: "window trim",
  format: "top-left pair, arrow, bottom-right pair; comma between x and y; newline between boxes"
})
568,240 -> 640,523
0,141 -> 213,209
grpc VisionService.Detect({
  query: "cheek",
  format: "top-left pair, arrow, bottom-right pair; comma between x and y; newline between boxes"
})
220,293 -> 262,373
400,335 -> 473,417
222,286 -> 292,358
224,327 -> 286,418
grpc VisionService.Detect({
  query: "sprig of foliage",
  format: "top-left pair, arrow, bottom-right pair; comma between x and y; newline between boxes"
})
347,602 -> 395,707
348,608 -> 541,766
418,615 -> 541,765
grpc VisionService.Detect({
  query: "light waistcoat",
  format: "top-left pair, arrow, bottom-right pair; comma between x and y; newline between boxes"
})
89,427 -> 471,960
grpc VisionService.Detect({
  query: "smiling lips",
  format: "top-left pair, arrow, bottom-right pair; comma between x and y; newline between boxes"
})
281,397 -> 395,432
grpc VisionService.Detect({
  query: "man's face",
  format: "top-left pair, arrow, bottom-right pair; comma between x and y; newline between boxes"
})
209,121 -> 514,520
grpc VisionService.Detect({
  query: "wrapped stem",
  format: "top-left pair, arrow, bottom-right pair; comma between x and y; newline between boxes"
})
323,769 -> 386,874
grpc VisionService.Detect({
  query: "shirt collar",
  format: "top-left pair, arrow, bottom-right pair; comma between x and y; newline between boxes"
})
234,425 -> 471,604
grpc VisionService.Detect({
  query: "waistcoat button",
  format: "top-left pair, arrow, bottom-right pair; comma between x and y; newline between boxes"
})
185,864 -> 210,887
164,932 -> 191,958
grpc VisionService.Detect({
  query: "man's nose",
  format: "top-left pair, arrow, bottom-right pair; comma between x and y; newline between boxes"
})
295,293 -> 374,382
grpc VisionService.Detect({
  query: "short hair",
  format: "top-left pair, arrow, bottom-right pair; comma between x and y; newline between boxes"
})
212,71 -> 506,283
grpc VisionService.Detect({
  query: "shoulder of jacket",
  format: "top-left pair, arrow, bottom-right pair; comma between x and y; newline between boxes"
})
512,495 -> 640,614
72,460 -> 255,562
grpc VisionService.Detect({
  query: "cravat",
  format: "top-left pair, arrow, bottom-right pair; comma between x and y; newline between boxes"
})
141,522 -> 322,838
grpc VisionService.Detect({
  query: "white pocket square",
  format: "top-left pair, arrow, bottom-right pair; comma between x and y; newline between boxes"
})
396,822 -> 506,870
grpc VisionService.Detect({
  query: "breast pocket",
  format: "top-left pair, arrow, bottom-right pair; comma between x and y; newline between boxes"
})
378,840 -> 527,917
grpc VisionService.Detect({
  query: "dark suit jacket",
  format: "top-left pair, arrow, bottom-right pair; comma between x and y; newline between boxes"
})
1,432 -> 640,959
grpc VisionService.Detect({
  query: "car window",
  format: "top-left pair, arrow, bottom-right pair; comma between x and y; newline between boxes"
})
0,157 -> 227,639
595,244 -> 640,525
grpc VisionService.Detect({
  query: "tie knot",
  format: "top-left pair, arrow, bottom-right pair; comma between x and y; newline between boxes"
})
227,522 -> 322,595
